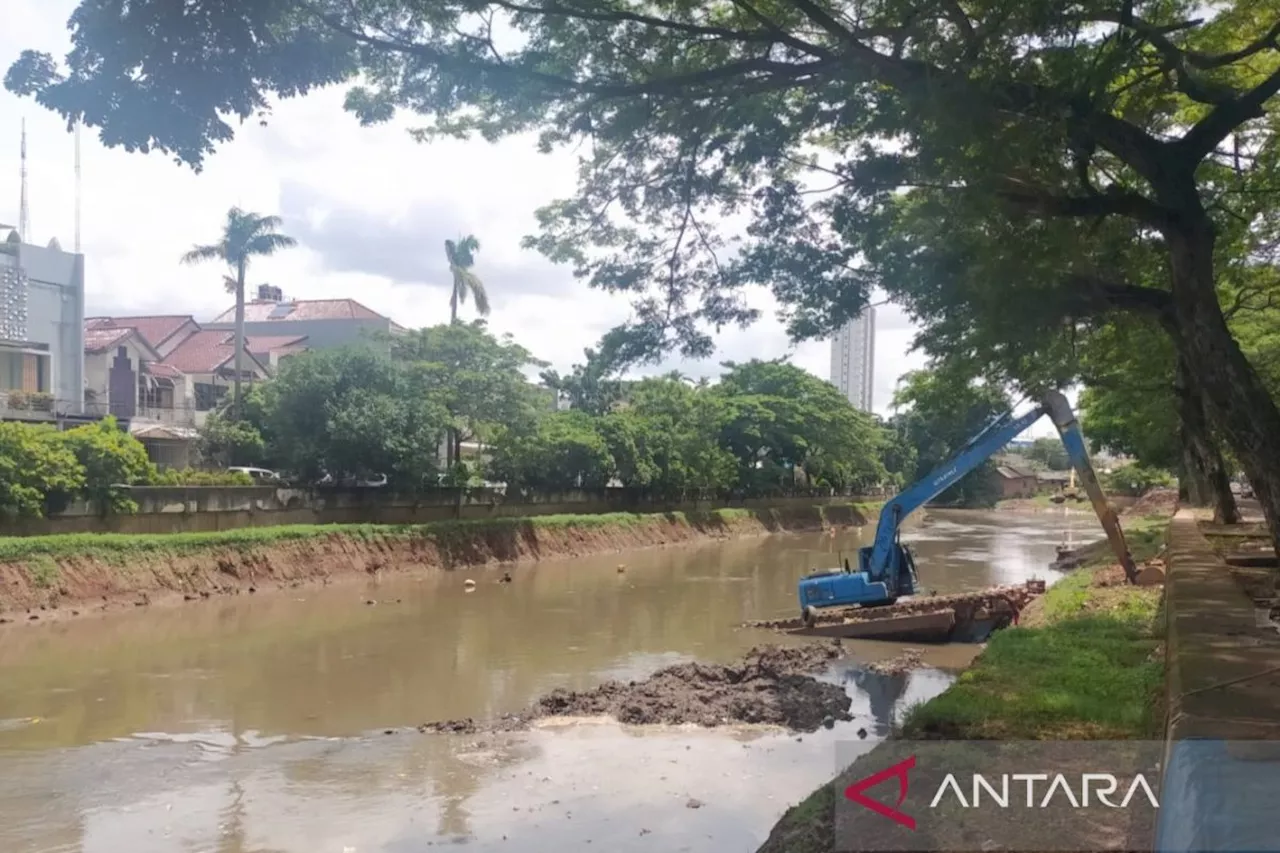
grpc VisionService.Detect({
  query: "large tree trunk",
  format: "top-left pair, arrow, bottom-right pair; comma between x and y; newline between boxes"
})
232,260 -> 246,422
1174,354 -> 1233,519
1167,221 -> 1277,547
1174,354 -> 1239,524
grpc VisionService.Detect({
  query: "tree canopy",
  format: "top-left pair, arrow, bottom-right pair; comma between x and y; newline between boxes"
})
13,0 -> 1280,542
890,364 -> 1013,508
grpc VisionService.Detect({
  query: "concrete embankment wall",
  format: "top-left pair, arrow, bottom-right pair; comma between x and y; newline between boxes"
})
1158,510 -> 1280,851
0,503 -> 872,617
0,486 -> 882,537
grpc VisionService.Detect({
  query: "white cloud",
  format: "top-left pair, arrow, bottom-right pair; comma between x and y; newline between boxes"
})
1,1 -> 1066,435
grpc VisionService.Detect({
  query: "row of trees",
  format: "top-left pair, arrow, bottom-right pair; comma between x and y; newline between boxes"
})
201,322 -> 903,496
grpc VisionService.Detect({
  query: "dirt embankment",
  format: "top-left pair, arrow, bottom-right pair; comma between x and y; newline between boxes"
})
0,504 -> 868,622
417,643 -> 852,734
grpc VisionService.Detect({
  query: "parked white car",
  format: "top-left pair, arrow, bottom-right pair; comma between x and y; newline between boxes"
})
227,466 -> 281,484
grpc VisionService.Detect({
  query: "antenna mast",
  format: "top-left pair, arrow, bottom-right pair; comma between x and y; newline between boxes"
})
18,118 -> 30,241
74,121 -> 81,253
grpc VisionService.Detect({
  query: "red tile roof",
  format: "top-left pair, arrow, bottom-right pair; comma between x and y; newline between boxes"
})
143,362 -> 185,379
85,315 -> 197,350
160,330 -> 266,375
244,334 -> 309,353
83,326 -> 136,353
211,299 -> 389,323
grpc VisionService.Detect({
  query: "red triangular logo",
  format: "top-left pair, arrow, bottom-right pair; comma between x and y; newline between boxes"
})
844,755 -> 916,829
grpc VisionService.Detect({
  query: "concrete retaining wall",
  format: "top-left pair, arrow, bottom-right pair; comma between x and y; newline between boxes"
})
0,487 -> 880,536
1157,509 -> 1280,852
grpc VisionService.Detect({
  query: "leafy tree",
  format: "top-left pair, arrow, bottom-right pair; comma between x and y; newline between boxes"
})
197,415 -> 268,468
180,207 -> 295,420
607,377 -> 737,494
539,346 -> 624,417
1077,316 -> 1239,521
260,348 -> 449,488
1103,463 -> 1177,497
877,415 -> 918,492
892,365 -> 1012,508
16,3 -> 1280,546
488,410 -> 613,492
445,235 -> 489,323
0,422 -> 84,517
1026,439 -> 1070,473
714,359 -> 884,492
59,417 -> 157,513
392,322 -> 544,467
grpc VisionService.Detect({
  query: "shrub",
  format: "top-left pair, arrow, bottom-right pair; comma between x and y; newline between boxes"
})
0,422 -> 85,517
153,468 -> 255,486
1102,463 -> 1174,496
196,415 -> 267,467
59,417 -> 157,513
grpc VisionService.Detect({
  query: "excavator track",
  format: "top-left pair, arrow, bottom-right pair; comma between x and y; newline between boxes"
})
747,581 -> 1046,643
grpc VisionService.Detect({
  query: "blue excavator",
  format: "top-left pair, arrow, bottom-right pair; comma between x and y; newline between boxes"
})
797,390 -> 1138,624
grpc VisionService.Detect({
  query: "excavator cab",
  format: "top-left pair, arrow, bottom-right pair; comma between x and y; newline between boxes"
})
798,539 -> 919,624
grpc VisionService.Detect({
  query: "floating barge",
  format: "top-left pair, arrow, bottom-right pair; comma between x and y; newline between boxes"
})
746,581 -> 1046,644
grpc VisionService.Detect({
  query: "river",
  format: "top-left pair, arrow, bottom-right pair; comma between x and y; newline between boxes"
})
0,508 -> 1097,853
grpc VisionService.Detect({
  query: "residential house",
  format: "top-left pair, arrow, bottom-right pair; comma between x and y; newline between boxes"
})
203,287 -> 406,352
83,322 -> 163,418
245,334 -> 309,372
160,329 -> 271,415
0,232 -> 85,421
1037,470 -> 1072,491
85,314 -> 200,358
994,464 -> 1038,499
81,316 -> 270,468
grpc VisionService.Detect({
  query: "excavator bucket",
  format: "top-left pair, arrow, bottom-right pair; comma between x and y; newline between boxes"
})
1042,391 -> 1139,584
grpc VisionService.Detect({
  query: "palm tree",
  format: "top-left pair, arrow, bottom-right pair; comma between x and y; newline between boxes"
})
445,235 -> 489,323
182,208 -> 295,419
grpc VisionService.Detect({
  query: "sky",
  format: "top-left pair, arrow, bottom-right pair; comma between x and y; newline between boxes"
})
0,0 -> 1061,435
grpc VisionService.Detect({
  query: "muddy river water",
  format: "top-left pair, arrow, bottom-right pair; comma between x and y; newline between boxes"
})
0,509 -> 1098,853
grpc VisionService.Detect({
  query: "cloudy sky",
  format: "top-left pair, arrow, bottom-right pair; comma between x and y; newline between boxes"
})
3,1 -> 1064,434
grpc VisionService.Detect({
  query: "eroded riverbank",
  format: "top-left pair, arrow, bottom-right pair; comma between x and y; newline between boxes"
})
0,503 -> 873,622
0,509 -> 1097,852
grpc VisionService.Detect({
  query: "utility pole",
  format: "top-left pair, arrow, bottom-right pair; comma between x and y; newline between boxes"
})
18,118 -> 30,241
74,120 -> 81,253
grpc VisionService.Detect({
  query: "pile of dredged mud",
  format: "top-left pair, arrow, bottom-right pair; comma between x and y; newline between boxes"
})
419,643 -> 852,734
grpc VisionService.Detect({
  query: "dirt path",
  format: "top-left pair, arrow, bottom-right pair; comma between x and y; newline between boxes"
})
417,644 -> 853,734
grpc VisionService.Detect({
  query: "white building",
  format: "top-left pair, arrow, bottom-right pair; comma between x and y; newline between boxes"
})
0,231 -> 85,421
830,306 -> 876,412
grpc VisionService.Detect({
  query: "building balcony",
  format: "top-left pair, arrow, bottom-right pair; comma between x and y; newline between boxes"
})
0,389 -> 57,421
83,398 -> 208,428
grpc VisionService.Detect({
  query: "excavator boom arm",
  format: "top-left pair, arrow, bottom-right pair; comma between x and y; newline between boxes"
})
869,390 -> 1137,587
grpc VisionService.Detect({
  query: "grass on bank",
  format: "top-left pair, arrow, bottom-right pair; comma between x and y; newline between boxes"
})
758,518 -> 1170,853
901,517 -> 1167,739
0,502 -> 874,567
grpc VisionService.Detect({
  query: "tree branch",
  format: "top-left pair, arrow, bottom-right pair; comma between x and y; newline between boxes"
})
999,178 -> 1172,227
1064,274 -> 1174,325
1181,67 -> 1280,162
487,0 -> 785,45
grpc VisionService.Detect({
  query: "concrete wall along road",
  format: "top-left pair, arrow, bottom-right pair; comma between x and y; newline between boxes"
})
0,487 -> 875,536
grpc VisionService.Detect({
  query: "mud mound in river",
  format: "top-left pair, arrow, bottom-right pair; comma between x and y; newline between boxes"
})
418,644 -> 852,734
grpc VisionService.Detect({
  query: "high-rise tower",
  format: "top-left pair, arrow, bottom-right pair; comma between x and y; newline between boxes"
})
830,306 -> 876,412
